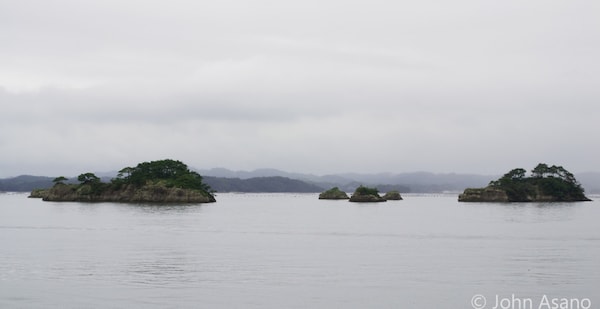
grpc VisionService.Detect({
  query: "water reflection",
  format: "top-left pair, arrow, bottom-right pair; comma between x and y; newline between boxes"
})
463,201 -> 585,224
1,193 -> 599,308
121,203 -> 207,215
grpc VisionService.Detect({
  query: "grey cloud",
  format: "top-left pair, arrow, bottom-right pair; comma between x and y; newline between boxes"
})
1,0 -> 599,177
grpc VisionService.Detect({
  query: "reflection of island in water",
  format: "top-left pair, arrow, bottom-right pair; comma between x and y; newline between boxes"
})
459,163 -> 591,202
30,159 -> 216,203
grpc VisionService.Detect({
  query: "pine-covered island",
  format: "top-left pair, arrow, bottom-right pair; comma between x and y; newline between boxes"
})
30,159 -> 216,203
458,163 -> 591,202
349,185 -> 387,202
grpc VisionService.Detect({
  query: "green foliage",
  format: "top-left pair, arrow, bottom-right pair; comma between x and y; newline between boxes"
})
354,185 -> 379,196
489,163 -> 587,202
47,159 -> 215,200
114,159 -> 213,193
531,163 -> 579,184
53,176 -> 68,185
116,167 -> 135,179
531,163 -> 550,178
167,171 -> 213,192
75,173 -> 104,195
319,187 -> 349,199
489,168 -> 526,186
533,177 -> 587,201
77,173 -> 100,185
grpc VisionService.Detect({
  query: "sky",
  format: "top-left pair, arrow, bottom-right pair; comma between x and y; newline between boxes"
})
1,0 -> 599,177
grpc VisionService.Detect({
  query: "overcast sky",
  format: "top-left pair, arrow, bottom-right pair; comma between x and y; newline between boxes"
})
1,0 -> 599,177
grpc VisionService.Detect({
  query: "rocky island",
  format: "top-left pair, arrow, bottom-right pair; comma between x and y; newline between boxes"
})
31,159 -> 216,203
319,187 -> 349,199
349,185 -> 386,203
382,190 -> 403,200
459,163 -> 591,202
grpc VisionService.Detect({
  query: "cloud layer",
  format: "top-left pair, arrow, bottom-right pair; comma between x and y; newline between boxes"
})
1,0 -> 599,177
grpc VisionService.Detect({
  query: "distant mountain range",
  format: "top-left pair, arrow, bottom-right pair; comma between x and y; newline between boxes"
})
197,168 -> 493,193
2,168 -> 599,194
0,175 -> 56,192
203,176 -> 323,193
196,168 -> 600,194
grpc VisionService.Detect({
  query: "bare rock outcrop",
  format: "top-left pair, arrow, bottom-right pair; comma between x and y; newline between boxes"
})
458,188 -> 509,202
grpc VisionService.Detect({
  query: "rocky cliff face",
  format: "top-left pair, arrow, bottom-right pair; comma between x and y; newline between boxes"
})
458,186 -> 591,202
458,188 -> 509,202
349,194 -> 386,202
349,192 -> 386,203
39,183 -> 216,203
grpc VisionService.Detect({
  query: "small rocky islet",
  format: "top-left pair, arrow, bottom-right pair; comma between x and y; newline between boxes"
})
319,186 -> 403,202
318,187 -> 349,200
382,191 -> 403,200
459,163 -> 591,203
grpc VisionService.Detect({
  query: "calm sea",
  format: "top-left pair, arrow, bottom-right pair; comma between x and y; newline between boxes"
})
1,192 -> 598,308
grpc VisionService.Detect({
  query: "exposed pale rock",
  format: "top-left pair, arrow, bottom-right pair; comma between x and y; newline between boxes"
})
40,183 -> 216,203
458,188 -> 509,202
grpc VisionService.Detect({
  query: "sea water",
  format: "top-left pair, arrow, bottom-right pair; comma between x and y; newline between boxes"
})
1,192 -> 598,308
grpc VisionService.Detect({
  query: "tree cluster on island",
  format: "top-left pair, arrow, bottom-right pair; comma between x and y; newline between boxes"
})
32,159 -> 216,203
459,163 -> 590,202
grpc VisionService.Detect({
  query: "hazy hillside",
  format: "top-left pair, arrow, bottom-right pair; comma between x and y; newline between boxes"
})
0,174 -> 324,194
199,168 -> 600,194
199,168 -> 495,193
203,176 -> 323,193
3,169 -> 598,194
0,175 -> 55,192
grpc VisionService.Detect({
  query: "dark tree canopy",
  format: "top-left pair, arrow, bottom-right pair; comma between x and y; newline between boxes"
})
53,176 -> 68,184
354,185 -> 380,196
114,159 -> 212,192
488,163 -> 587,202
46,159 -> 215,203
77,173 -> 100,185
